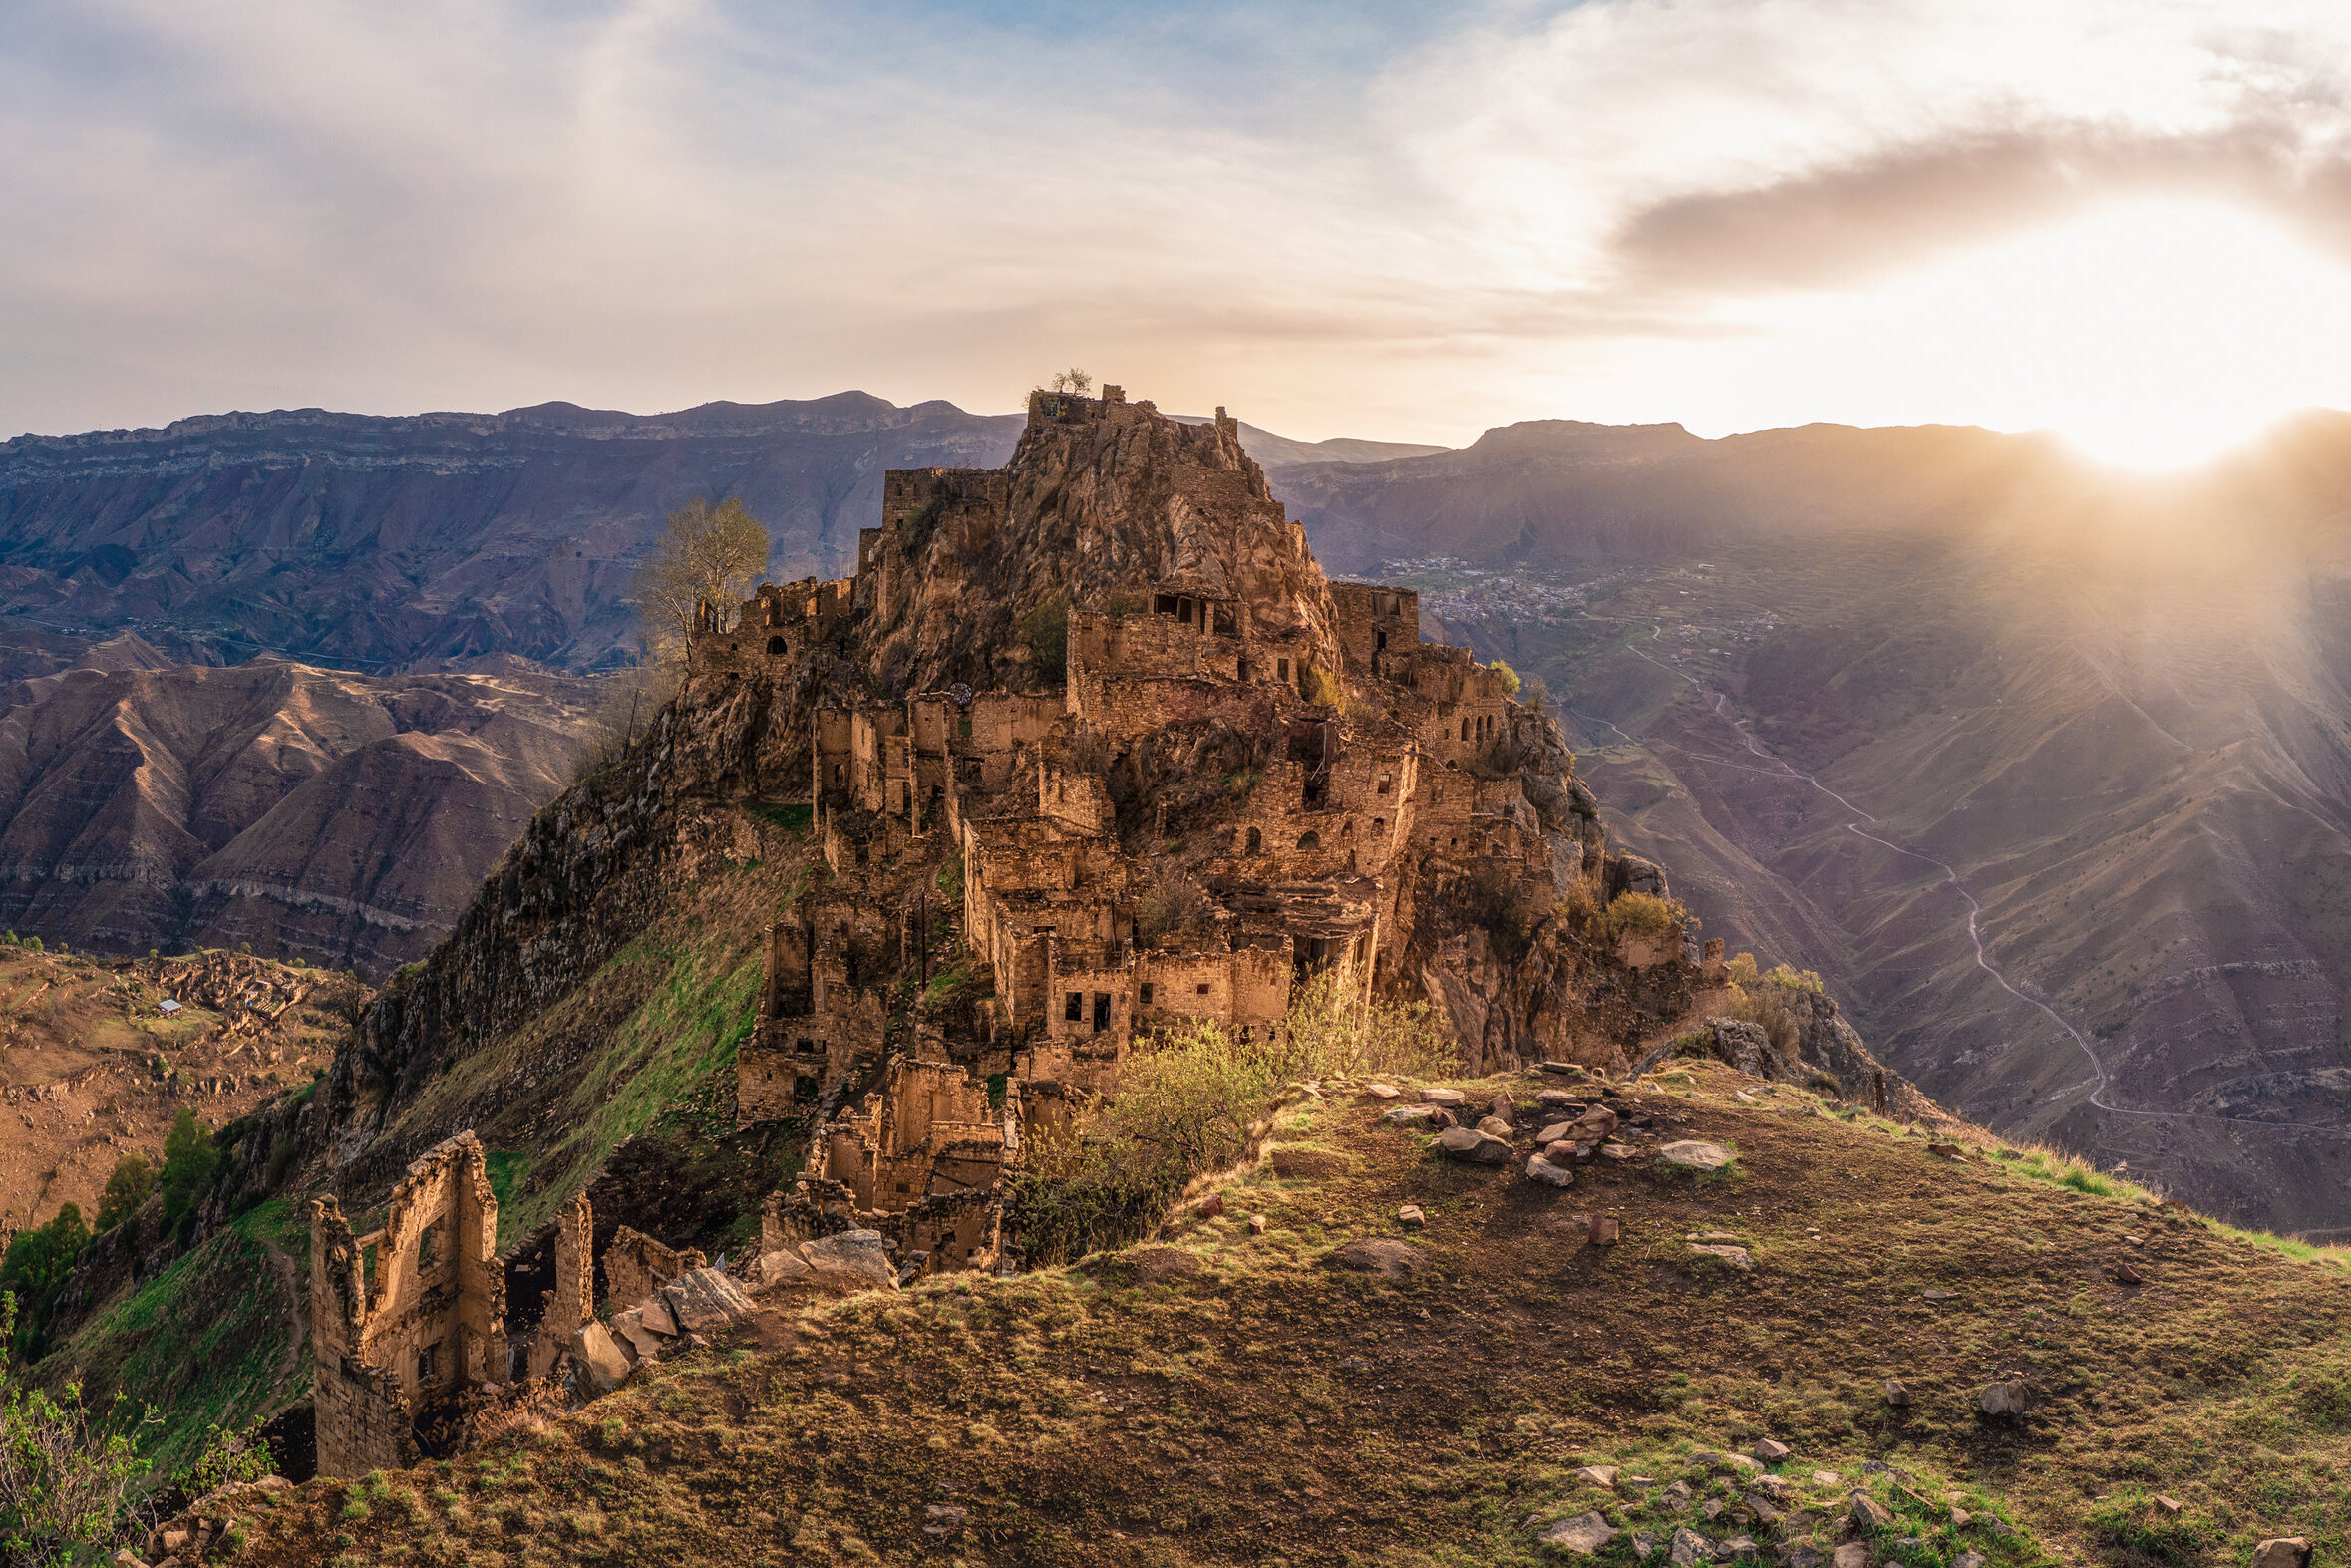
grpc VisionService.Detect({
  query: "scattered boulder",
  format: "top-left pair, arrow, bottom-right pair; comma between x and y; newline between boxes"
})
2151,1496 -> 2181,1517
1326,1237 -> 1434,1279
662,1267 -> 758,1332
1385,1104 -> 1441,1126
1746,1493 -> 1785,1525
1927,1143 -> 1966,1160
1588,1215 -> 1621,1245
1953,1555 -> 1984,1568
1539,1061 -> 1588,1079
1754,1438 -> 1790,1463
1436,1125 -> 1513,1165
1975,1381 -> 2029,1418
1721,1536 -> 1757,1559
1195,1192 -> 1226,1218
1663,1480 -> 1694,1511
2111,1260 -> 2144,1286
1366,1083 -> 1401,1100
2251,1541 -> 2311,1568
1478,1114 -> 1517,1138
1092,1246 -> 1201,1288
1669,1526 -> 1715,1565
1537,1121 -> 1576,1144
1578,1106 -> 1621,1139
1848,1492 -> 1892,1530
1781,1546 -> 1823,1568
801,1230 -> 898,1287
1600,1143 -> 1637,1162
1540,1512 -> 1620,1555
1398,1203 -> 1426,1228
570,1322 -> 633,1394
756,1248 -> 813,1285
1421,1087 -> 1468,1106
1831,1547 -> 1867,1568
1578,1464 -> 1621,1488
1491,1093 -> 1517,1119
1527,1154 -> 1576,1187
1248,1213 -> 1269,1235
1882,1379 -> 1910,1408
1658,1140 -> 1734,1172
1689,1244 -> 1754,1271
1538,1089 -> 1580,1106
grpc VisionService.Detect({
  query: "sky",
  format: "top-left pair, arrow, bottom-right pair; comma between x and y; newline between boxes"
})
10,0 -> 2351,464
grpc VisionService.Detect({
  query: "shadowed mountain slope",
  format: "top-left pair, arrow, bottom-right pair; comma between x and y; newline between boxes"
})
1289,411 -> 2351,1234
0,394 -> 1024,673
0,660 -> 599,973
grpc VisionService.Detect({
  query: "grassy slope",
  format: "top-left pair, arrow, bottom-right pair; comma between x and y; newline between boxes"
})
221,1060 -> 2351,1568
45,1196 -> 310,1483
37,812 -> 811,1488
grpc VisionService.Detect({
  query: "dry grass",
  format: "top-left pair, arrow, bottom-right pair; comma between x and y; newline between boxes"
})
219,1061 -> 2351,1567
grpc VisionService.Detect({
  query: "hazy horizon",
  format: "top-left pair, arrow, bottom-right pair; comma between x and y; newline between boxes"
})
12,2 -> 2351,466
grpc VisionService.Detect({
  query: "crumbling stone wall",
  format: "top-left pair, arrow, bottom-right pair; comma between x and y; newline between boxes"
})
604,1226 -> 707,1311
310,1131 -> 505,1478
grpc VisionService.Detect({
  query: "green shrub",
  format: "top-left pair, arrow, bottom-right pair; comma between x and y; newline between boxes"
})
1015,596 -> 1069,681
159,1107 -> 220,1229
1299,664 -> 1343,707
1487,658 -> 1521,697
95,1154 -> 154,1233
1596,891 -> 1684,941
1009,971 -> 1453,1263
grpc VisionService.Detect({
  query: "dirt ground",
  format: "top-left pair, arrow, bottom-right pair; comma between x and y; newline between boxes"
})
0,948 -> 357,1236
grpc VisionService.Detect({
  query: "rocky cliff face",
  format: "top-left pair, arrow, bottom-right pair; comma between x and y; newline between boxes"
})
0,660 -> 598,972
0,393 -> 1022,674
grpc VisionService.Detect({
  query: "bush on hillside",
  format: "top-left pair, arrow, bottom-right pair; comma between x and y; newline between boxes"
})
95,1153 -> 154,1233
1487,658 -> 1521,697
1007,971 -> 1454,1264
0,1295 -> 157,1565
158,1108 -> 219,1232
1015,595 -> 1069,682
1595,890 -> 1686,941
1299,663 -> 1343,707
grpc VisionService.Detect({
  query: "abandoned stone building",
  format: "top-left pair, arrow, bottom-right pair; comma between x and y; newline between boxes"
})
308,1132 -> 506,1477
701,385 -> 1676,1282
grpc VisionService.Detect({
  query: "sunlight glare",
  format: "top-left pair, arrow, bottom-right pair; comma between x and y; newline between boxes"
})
1728,200 -> 2351,468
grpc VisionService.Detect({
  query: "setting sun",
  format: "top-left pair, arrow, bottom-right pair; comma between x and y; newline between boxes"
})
1731,200 -> 2351,467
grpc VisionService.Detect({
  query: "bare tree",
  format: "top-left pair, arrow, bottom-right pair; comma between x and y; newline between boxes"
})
1048,368 -> 1094,396
630,497 -> 771,663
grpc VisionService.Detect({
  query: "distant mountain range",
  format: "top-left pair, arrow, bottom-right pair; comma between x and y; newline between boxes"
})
12,389 -> 2351,1229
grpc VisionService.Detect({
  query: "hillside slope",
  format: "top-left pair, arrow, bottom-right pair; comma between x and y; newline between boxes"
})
1292,413 -> 2351,1236
219,1058 -> 2351,1568
0,659 -> 600,974
0,394 -> 1023,674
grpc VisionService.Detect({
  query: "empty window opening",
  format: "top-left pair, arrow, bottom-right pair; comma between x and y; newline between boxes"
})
1178,598 -> 1194,624
1297,830 -> 1320,850
1140,982 -> 1155,1006
1246,826 -> 1262,855
1372,817 -> 1386,834
1375,630 -> 1387,651
767,636 -> 788,656
1460,717 -> 1471,742
1155,594 -> 1179,616
418,1342 -> 439,1385
417,1222 -> 439,1273
1238,657 -> 1253,682
957,713 -> 973,738
1195,982 -> 1211,996
1277,659 -> 1290,682
1376,773 -> 1392,794
1065,991 -> 1084,1022
1213,605 -> 1236,636
1093,992 -> 1112,1032
1341,819 -> 1355,838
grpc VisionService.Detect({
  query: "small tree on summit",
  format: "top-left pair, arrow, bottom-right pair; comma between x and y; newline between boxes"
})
631,496 -> 771,664
1049,367 -> 1094,396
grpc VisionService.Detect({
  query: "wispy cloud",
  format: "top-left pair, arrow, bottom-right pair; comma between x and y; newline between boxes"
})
5,1 -> 2351,446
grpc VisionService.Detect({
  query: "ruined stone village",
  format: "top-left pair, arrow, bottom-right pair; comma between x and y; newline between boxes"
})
301,388 -> 1884,1481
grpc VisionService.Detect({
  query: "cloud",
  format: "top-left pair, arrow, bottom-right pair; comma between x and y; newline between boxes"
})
7,0 -> 2351,445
